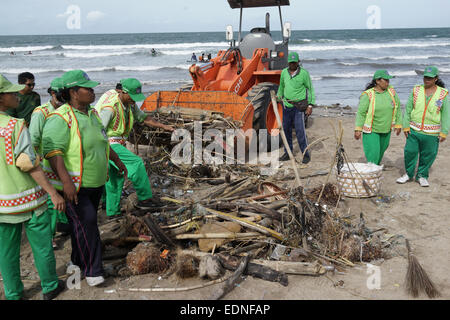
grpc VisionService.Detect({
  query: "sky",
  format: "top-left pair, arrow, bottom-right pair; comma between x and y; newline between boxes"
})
0,0 -> 450,35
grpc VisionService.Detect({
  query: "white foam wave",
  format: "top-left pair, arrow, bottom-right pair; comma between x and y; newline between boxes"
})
290,41 -> 450,52
313,70 -> 416,80
62,42 -> 228,51
0,45 -> 54,53
63,51 -> 137,58
1,64 -> 191,74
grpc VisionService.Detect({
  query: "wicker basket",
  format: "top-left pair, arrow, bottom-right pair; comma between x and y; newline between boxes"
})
336,163 -> 383,198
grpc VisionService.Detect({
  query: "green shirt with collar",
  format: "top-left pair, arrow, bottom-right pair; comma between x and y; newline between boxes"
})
355,89 -> 402,133
99,101 -> 147,131
0,111 -> 46,224
277,67 -> 316,107
6,91 -> 41,125
29,101 -> 56,152
42,106 -> 109,188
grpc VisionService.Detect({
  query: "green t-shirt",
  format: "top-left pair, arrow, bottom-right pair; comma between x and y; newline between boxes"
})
355,89 -> 402,133
42,106 -> 109,188
277,67 -> 316,107
29,101 -> 56,152
6,91 -> 41,125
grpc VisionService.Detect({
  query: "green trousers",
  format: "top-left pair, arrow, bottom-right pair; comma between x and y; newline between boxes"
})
0,210 -> 59,300
106,144 -> 153,216
404,130 -> 439,179
362,132 -> 391,165
47,197 -> 68,237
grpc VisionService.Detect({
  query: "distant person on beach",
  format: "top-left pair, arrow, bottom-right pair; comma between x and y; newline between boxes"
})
151,48 -> 157,56
277,51 -> 315,164
0,74 -> 66,300
95,78 -> 173,218
199,54 -> 204,62
207,53 -> 212,61
41,70 -> 127,287
29,77 -> 68,247
6,72 -> 41,126
354,70 -> 402,165
397,66 -> 449,187
10,51 -> 15,56
191,53 -> 197,62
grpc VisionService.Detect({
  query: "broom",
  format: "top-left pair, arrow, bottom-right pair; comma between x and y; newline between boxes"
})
405,239 -> 440,298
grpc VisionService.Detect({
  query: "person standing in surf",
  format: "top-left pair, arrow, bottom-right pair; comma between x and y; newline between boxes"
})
354,70 -> 402,165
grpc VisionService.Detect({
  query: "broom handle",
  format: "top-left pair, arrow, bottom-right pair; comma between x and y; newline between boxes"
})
405,238 -> 412,255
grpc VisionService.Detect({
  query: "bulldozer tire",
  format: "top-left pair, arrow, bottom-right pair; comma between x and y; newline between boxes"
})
247,82 -> 282,152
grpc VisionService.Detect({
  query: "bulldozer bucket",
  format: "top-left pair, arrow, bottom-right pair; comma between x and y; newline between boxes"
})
141,90 -> 255,133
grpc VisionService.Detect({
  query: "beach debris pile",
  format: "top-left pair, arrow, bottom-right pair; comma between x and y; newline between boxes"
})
97,111 -> 405,298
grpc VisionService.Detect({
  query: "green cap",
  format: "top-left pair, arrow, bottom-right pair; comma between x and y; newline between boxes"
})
373,69 -> 393,80
50,77 -> 64,91
423,66 -> 439,78
0,74 -> 25,93
287,51 -> 299,63
61,70 -> 99,88
120,78 -> 146,102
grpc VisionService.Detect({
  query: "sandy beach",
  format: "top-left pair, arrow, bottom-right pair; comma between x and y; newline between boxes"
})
2,105 -> 449,301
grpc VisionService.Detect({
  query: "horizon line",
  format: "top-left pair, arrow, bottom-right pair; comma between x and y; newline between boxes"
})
1,26 -> 449,37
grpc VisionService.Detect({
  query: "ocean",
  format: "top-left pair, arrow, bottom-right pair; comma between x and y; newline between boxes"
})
1,28 -> 449,108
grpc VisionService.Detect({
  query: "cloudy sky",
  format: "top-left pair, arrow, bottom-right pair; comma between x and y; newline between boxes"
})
1,0 -> 449,35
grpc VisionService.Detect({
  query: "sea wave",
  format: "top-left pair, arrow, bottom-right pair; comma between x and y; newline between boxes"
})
61,42 -> 228,51
290,41 -> 450,52
0,45 -> 55,53
313,70 -> 417,81
1,64 -> 191,74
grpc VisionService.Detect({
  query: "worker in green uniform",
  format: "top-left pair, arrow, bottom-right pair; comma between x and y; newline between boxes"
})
277,51 -> 315,163
95,78 -> 173,218
29,77 -> 68,247
41,70 -> 127,287
397,66 -> 449,187
0,74 -> 66,300
6,72 -> 41,126
354,70 -> 402,165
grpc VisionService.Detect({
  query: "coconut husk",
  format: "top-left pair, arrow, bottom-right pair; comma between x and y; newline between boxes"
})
176,254 -> 200,279
126,242 -> 171,275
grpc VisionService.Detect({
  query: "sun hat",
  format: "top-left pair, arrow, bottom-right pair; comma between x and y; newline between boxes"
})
0,74 -> 25,93
287,51 -> 300,63
50,77 -> 64,91
61,70 -> 99,88
120,78 -> 146,102
423,66 -> 439,78
373,70 -> 393,80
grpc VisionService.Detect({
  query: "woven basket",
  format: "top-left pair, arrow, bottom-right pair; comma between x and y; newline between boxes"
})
336,163 -> 383,198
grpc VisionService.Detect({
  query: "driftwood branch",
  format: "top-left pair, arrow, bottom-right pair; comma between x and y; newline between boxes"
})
211,255 -> 250,300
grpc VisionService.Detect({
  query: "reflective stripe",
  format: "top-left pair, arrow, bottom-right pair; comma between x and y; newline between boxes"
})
0,187 -> 47,214
42,165 -> 80,177
0,185 -> 45,200
0,119 -> 17,165
410,121 -> 441,133
108,137 -> 126,145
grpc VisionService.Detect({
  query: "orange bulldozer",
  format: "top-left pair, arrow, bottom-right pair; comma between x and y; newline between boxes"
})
141,0 -> 292,150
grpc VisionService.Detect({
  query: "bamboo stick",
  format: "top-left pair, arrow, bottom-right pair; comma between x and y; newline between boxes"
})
201,205 -> 284,241
270,90 -> 302,188
175,232 -> 262,240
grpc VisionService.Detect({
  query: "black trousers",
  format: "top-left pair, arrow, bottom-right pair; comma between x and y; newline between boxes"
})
65,187 -> 104,277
